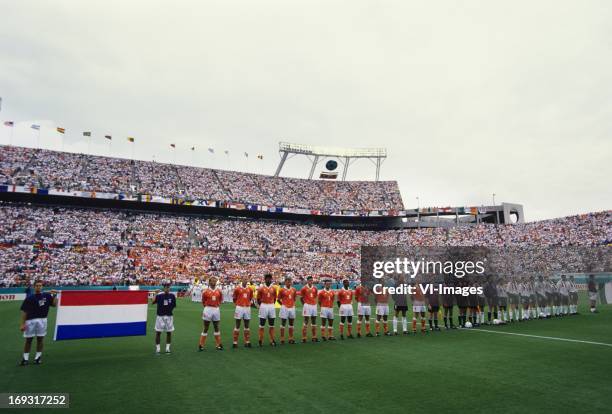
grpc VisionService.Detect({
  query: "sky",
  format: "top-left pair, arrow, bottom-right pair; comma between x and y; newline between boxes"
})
0,0 -> 610,221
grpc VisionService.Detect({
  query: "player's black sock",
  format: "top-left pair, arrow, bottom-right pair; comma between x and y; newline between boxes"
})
428,319 -> 433,329
434,319 -> 438,328
494,311 -> 498,319
443,317 -> 448,328
487,312 -> 491,322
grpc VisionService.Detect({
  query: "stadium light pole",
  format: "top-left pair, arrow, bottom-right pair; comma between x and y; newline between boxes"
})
492,193 -> 496,206
416,196 -> 420,210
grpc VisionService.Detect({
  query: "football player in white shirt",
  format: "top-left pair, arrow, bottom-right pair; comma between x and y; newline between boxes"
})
558,275 -> 570,315
568,275 -> 578,315
506,279 -> 519,322
496,278 -> 508,323
535,276 -> 548,318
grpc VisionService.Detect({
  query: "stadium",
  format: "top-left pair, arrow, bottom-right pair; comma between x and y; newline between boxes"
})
2,2 -> 612,413
0,141 -> 610,412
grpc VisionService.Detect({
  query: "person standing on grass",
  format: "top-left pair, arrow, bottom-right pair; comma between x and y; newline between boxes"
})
318,279 -> 336,341
411,282 -> 427,334
392,285 -> 409,335
442,276 -> 456,329
199,276 -> 224,351
558,275 -> 570,316
355,282 -> 373,338
19,280 -> 58,366
374,288 -> 391,336
278,276 -> 297,345
300,276 -> 318,343
426,286 -> 441,331
257,273 -> 278,347
569,275 -> 579,315
587,274 -> 598,313
497,278 -> 508,323
337,278 -> 355,340
232,277 -> 253,348
152,282 -> 176,355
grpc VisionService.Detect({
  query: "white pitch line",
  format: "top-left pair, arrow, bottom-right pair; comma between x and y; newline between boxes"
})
469,328 -> 612,348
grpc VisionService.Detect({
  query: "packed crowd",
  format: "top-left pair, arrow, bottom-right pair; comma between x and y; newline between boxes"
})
0,202 -> 609,287
0,145 -> 403,212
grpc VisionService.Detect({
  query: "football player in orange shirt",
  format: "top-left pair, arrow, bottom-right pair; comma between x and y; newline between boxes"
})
300,276 -> 319,343
318,279 -> 336,341
232,277 -> 254,348
355,283 -> 374,338
375,289 -> 391,336
337,278 -> 354,339
199,276 -> 224,351
278,276 -> 297,344
257,273 -> 278,347
412,282 -> 427,334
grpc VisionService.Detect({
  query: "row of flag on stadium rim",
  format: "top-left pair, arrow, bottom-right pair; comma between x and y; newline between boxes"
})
3,121 -> 264,159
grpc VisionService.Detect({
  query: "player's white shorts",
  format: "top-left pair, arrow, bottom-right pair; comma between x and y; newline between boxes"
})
320,307 -> 334,320
358,303 -> 371,316
280,305 -> 296,320
234,306 -> 251,320
23,318 -> 47,338
413,305 -> 427,313
258,303 -> 276,319
588,292 -> 598,301
339,304 -> 354,317
302,303 -> 317,317
155,315 -> 175,332
376,304 -> 389,316
202,306 -> 221,322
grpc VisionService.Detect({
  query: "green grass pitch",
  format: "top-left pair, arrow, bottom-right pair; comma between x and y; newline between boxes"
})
1,296 -> 611,413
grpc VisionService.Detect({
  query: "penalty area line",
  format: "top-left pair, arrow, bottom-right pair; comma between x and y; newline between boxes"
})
469,329 -> 612,348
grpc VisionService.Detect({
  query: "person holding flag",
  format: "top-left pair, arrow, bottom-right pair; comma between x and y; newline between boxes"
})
19,280 -> 58,365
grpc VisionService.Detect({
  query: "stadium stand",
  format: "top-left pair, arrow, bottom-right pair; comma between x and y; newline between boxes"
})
0,145 -> 404,213
0,202 -> 609,287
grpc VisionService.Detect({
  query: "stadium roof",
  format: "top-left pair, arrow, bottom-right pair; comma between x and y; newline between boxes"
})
278,142 -> 386,158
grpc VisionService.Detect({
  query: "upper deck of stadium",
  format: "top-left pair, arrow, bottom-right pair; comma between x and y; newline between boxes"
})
0,145 -> 404,214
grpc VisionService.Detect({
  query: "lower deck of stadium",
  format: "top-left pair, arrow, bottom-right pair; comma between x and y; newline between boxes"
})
1,201 -> 610,288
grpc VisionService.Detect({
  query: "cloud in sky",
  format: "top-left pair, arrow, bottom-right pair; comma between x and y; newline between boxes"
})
1,0 -> 610,220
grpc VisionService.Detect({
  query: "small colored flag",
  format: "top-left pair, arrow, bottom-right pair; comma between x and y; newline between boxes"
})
257,154 -> 263,160
208,148 -> 214,154
105,135 -> 112,140
190,146 -> 195,151
3,121 -> 13,127
244,152 -> 249,158
127,137 -> 135,143
31,124 -> 40,130
170,143 -> 176,148
83,131 -> 91,137
57,127 -> 65,134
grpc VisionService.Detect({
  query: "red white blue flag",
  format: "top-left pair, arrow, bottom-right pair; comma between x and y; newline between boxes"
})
54,291 -> 148,340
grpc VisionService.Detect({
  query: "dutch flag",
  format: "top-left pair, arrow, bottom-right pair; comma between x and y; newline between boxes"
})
54,291 -> 148,340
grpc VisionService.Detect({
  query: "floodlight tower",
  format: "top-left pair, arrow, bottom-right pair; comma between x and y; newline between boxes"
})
273,142 -> 387,181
